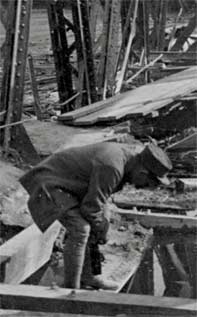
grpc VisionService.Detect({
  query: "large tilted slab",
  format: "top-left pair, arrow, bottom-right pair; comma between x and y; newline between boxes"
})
58,66 -> 197,126
0,221 -> 61,283
0,284 -> 196,316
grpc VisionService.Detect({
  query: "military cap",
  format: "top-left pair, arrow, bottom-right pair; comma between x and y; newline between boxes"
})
141,143 -> 172,185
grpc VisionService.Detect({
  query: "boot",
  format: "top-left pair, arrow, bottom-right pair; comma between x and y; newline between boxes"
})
81,245 -> 119,291
81,275 -> 119,291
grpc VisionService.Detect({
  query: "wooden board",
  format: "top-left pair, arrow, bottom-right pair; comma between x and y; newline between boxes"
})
0,222 -> 61,284
116,209 -> 197,230
0,283 -> 196,316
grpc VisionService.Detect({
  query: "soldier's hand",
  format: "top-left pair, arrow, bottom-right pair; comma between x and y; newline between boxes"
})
95,218 -> 109,245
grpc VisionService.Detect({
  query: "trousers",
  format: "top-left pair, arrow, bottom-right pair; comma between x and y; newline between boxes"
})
28,185 -> 91,288
61,207 -> 91,289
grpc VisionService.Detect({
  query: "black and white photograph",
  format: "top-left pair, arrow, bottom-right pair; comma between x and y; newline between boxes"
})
0,0 -> 196,316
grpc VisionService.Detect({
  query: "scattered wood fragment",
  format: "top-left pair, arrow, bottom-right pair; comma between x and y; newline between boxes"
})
170,13 -> 197,52
126,54 -> 163,84
113,197 -> 188,212
0,222 -> 61,284
166,132 -> 197,152
176,178 -> 197,193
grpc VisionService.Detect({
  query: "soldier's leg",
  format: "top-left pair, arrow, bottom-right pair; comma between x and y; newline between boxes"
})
63,207 -> 90,289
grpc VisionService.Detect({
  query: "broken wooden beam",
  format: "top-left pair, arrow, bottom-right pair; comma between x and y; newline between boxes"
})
27,54 -> 43,120
0,284 -> 196,316
113,197 -> 188,212
115,0 -> 139,93
0,221 -> 61,284
116,209 -> 197,230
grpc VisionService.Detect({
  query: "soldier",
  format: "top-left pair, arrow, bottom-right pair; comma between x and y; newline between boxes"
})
20,142 -> 172,290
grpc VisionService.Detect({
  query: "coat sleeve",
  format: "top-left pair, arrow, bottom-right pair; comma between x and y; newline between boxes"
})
80,163 -> 122,233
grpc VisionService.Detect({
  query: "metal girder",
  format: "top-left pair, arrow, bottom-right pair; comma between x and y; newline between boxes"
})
47,0 -> 97,110
47,0 -> 74,112
0,0 -> 39,164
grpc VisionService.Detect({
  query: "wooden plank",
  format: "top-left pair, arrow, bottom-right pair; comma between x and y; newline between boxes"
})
166,133 -> 197,152
89,0 -> 100,40
142,0 -> 150,83
96,0 -> 112,93
126,54 -> 163,84
0,311 -> 108,317
100,78 -> 197,117
127,248 -> 154,295
155,65 -> 197,83
47,3 -> 73,106
76,0 -> 97,104
27,54 -> 42,120
0,311 -> 109,317
149,51 -> 196,61
115,0 -> 139,93
113,198 -> 188,212
150,0 -> 161,50
116,209 -> 197,230
2,0 -> 23,152
58,93 -> 123,121
167,7 -> 183,51
157,0 -> 167,51
116,0 -> 134,73
103,0 -> 121,98
170,13 -> 197,52
0,222 -> 61,284
111,234 -> 153,293
86,66 -> 197,122
0,284 -> 196,316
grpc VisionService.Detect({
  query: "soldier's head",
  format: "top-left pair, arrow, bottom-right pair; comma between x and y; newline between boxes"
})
132,143 -> 172,189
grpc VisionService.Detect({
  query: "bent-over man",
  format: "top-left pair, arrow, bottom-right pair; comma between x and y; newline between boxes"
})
20,142 -> 172,290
